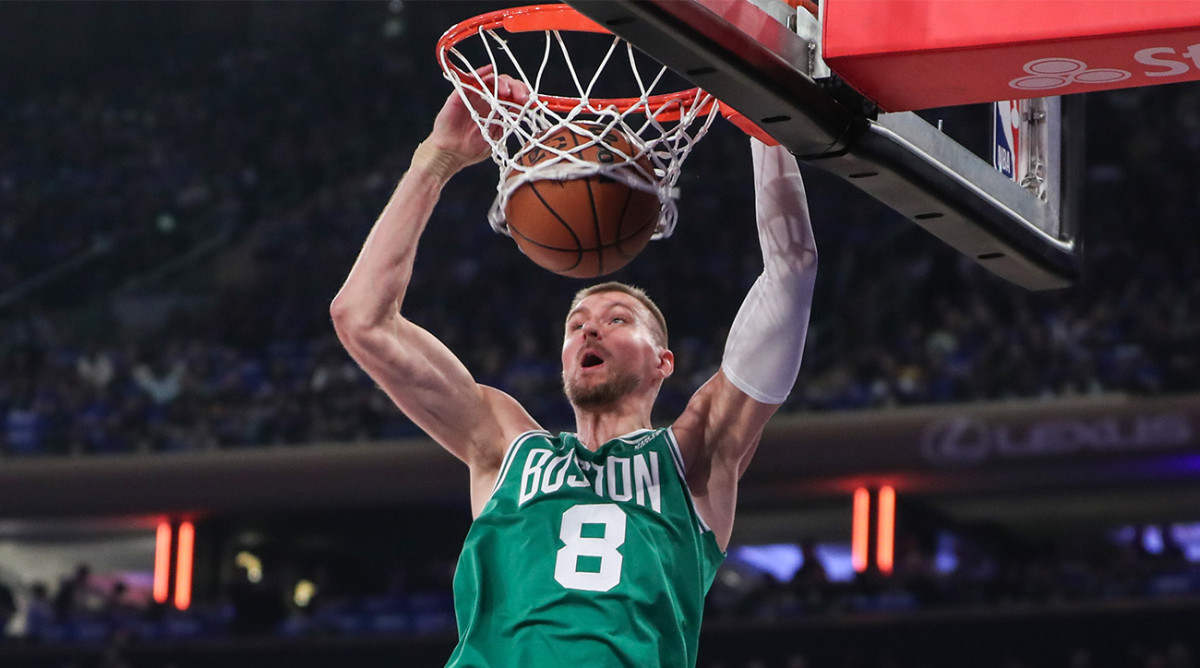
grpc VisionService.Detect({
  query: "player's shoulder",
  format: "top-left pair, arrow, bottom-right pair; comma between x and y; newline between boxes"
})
474,384 -> 543,468
478,383 -> 539,423
669,370 -> 778,470
667,399 -> 707,473
670,370 -> 725,434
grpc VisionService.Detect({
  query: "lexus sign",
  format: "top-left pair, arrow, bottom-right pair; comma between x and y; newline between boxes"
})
921,413 -> 1194,467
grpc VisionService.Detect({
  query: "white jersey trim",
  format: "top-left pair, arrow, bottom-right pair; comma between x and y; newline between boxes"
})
492,429 -> 553,495
664,427 -> 715,536
614,428 -> 656,444
560,428 -> 657,447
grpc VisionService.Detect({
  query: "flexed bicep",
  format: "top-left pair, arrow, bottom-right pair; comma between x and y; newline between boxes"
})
336,313 -> 536,469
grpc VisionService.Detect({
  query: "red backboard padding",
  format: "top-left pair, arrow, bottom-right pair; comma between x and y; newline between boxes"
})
823,0 -> 1200,111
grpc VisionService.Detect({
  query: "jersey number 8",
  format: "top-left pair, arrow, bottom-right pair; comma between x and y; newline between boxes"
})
554,504 -> 627,592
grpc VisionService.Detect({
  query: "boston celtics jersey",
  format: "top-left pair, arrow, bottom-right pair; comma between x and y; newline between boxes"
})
447,428 -> 725,668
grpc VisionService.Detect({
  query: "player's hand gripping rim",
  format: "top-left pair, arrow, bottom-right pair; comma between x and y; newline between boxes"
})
416,65 -> 530,181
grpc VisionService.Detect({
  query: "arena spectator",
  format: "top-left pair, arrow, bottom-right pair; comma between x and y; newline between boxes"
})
0,579 -> 14,638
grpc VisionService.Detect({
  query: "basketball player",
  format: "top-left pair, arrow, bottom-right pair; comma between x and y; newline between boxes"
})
331,68 -> 817,667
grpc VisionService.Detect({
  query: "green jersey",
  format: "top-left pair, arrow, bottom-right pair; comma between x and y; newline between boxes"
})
447,428 -> 725,668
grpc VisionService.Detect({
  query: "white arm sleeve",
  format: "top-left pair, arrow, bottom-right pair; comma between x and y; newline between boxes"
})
720,139 -> 818,404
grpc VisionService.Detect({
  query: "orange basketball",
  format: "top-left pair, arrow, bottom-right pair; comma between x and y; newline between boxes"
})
504,125 -> 660,278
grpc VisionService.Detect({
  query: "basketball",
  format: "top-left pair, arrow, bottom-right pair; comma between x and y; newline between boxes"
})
504,125 -> 660,278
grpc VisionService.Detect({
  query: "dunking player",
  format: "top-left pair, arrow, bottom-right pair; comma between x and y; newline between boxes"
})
331,69 -> 817,667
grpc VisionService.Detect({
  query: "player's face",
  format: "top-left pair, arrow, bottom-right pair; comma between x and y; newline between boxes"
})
561,292 -> 668,408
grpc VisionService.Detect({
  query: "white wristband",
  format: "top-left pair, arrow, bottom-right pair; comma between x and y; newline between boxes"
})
721,139 -> 817,404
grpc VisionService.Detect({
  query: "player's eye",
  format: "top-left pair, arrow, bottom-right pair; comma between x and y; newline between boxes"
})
610,317 -> 626,324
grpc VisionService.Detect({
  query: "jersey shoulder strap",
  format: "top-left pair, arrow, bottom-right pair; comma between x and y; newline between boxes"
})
492,429 -> 555,493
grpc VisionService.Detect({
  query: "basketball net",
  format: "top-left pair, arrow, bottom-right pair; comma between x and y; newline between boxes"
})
437,5 -> 720,241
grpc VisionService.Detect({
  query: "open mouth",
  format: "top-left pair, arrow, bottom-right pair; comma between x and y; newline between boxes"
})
581,352 -> 604,368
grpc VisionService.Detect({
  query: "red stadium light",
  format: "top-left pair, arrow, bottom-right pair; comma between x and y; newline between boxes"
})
153,522 -> 171,604
174,522 -> 195,610
852,487 -> 871,573
877,486 -> 896,576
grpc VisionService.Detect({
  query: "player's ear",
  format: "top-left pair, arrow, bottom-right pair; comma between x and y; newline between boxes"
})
656,349 -> 674,379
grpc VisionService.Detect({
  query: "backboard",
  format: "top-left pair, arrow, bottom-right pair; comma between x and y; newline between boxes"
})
563,0 -> 1085,290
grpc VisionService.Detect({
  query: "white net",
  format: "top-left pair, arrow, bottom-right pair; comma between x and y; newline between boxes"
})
438,6 -> 720,241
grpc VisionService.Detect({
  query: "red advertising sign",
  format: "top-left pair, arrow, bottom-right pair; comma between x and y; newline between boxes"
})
822,0 -> 1200,111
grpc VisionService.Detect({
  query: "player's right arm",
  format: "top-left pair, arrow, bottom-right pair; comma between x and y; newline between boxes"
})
330,71 -> 537,510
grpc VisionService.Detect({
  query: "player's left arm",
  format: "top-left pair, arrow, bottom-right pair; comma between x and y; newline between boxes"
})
672,139 -> 817,550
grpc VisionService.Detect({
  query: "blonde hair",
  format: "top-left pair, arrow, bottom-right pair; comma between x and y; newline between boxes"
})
569,282 -> 668,347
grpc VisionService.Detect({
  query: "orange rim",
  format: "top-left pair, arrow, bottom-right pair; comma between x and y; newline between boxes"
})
436,4 -> 712,119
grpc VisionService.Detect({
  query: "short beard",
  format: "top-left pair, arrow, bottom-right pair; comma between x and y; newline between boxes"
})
563,371 -> 640,409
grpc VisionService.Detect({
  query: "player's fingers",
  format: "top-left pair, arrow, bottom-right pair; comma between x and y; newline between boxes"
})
511,79 -> 530,104
470,69 -> 528,106
467,65 -> 499,97
497,74 -> 530,104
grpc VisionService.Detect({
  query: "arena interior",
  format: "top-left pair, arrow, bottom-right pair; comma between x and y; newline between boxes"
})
0,2 -> 1198,667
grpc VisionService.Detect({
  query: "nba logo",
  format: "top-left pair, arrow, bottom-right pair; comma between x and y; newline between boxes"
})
993,100 -> 1020,182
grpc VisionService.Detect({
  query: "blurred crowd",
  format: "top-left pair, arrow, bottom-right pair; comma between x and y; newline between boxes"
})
698,641 -> 1197,668
708,527 -> 1200,622
2,3 -> 1199,457
1,524 -> 1196,668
